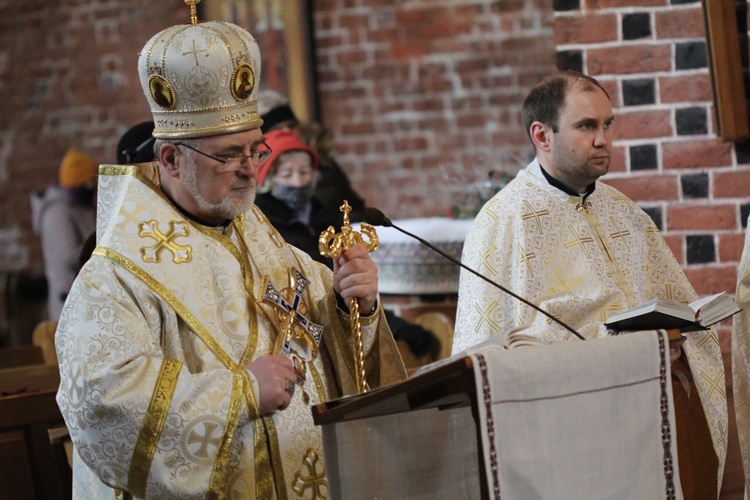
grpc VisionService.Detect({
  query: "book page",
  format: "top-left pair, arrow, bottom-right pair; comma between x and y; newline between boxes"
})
504,330 -> 548,349
688,292 -> 725,314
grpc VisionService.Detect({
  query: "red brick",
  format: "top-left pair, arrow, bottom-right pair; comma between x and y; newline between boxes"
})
588,44 -> 672,75
599,79 -> 621,107
609,145 -> 627,173
614,110 -> 672,140
394,136 -> 428,152
587,0 -> 666,6
553,14 -> 618,45
662,141 -> 733,169
683,265 -> 738,296
714,170 -> 750,198
664,235 -> 684,264
667,204 -> 737,231
338,13 -> 370,31
655,7 -> 706,39
394,6 -> 472,39
389,41 -> 430,59
340,122 -> 376,136
659,74 -> 713,104
719,233 -> 746,263
718,325 -> 731,354
602,174 -> 678,201
336,50 -> 368,66
394,6 -> 448,24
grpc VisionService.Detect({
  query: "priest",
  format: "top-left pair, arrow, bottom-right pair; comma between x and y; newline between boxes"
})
454,70 -> 727,497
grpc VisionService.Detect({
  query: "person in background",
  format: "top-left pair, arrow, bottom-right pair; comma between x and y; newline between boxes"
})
257,89 -> 367,220
30,147 -> 97,320
256,129 -> 438,361
453,70 -> 727,497
255,129 -> 341,264
116,120 -> 156,165
55,12 -> 405,498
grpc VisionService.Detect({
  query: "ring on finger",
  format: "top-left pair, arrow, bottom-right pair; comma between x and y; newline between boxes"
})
285,379 -> 295,396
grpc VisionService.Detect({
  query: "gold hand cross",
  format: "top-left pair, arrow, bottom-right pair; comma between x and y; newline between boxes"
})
319,201 -> 378,393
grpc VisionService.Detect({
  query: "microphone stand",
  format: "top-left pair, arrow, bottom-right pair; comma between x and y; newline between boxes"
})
364,209 -> 585,341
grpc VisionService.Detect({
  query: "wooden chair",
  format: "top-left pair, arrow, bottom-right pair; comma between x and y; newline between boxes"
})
413,311 -> 454,360
31,320 -> 58,365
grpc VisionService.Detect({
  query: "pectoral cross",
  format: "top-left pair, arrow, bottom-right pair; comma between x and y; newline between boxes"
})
319,201 -> 379,393
263,268 -> 323,357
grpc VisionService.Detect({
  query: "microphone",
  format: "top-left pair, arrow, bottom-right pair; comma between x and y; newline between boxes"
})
363,207 -> 585,341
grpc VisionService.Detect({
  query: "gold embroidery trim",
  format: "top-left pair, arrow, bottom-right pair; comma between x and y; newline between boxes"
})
128,357 -> 183,497
99,164 -> 141,177
254,419 -> 275,499
207,371 -> 245,500
233,223 -> 265,364
359,301 -> 380,327
308,362 -> 326,403
241,370 -> 260,420
263,415 -> 289,500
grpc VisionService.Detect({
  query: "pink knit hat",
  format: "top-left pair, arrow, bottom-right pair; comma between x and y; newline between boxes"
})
258,129 -> 318,186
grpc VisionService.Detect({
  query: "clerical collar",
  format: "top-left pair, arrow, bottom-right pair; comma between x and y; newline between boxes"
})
159,184 -> 232,233
539,164 -> 596,212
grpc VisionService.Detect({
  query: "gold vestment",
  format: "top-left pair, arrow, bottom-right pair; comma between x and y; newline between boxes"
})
55,164 -> 406,499
732,221 -> 750,499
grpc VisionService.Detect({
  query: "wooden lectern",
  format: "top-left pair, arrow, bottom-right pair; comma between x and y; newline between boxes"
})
314,355 -> 487,498
313,331 -> 682,500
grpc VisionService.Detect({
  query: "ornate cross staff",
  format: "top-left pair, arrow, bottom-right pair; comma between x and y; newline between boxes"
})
319,201 -> 379,393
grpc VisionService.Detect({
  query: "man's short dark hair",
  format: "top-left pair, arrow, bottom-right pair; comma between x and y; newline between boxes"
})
521,71 -> 610,141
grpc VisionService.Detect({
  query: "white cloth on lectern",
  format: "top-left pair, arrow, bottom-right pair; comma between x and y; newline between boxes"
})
468,330 -> 681,500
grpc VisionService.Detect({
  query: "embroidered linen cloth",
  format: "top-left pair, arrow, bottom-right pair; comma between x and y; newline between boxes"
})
470,330 -> 680,499
321,330 -> 679,499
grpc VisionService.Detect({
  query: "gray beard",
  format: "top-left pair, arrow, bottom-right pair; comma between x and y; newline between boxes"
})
182,161 -> 256,220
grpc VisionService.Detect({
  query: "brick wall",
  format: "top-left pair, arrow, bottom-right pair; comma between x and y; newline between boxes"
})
0,0 -> 185,274
0,1 -> 748,348
315,0 -> 557,218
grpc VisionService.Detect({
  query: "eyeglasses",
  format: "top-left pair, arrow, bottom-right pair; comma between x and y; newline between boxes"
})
174,141 -> 272,172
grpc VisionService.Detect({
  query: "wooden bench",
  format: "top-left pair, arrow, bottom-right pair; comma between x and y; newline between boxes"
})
0,344 -> 44,369
0,364 -> 71,499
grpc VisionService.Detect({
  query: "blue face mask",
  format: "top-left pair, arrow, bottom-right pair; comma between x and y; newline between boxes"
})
272,183 -> 315,211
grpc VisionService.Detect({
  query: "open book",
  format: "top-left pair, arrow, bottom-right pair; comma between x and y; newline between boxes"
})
604,292 -> 741,333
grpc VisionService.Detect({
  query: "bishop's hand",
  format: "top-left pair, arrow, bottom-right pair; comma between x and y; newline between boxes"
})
333,244 -> 379,315
246,355 -> 297,414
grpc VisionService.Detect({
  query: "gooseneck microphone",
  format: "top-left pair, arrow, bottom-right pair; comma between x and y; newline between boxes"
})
363,207 -> 585,341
